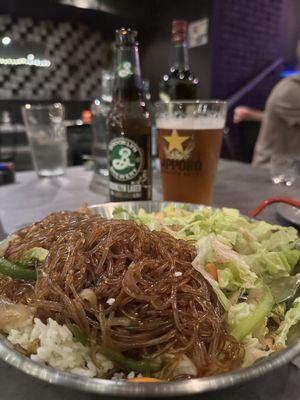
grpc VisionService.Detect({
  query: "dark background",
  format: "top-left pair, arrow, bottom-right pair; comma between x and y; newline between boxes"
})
0,0 -> 299,166
1,0 -> 299,104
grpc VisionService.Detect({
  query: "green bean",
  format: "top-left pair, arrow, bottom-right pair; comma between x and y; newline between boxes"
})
0,257 -> 36,281
100,347 -> 162,374
70,323 -> 88,345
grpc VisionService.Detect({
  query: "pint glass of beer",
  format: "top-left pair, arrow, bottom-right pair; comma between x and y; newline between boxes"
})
156,101 -> 227,204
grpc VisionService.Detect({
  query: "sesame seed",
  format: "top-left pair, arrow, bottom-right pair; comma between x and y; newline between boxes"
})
174,271 -> 182,277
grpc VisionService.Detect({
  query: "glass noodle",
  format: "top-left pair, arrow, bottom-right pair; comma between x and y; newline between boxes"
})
2,210 -> 243,379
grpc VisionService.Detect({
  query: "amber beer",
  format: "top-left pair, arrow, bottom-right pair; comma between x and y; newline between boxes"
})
156,102 -> 227,205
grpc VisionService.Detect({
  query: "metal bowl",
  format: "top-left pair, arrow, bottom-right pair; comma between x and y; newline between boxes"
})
0,201 -> 299,397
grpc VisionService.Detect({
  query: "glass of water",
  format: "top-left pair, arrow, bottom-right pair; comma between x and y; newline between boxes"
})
270,154 -> 299,186
22,103 -> 67,177
90,70 -> 114,177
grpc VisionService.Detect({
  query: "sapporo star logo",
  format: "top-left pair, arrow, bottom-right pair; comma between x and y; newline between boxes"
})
162,129 -> 195,161
163,129 -> 190,153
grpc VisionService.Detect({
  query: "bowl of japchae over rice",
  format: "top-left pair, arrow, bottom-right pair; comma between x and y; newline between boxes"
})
0,201 -> 299,396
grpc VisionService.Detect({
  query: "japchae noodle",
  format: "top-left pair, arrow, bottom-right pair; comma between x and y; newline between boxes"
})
2,210 -> 244,379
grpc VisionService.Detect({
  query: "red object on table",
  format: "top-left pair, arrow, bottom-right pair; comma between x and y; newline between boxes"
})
249,197 -> 300,218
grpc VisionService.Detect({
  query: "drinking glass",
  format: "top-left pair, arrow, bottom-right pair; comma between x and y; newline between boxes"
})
270,154 -> 299,186
91,70 -> 114,177
156,101 -> 227,205
22,103 -> 67,177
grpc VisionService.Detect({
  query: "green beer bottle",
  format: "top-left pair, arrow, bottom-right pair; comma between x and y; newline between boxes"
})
107,28 -> 152,201
159,20 -> 199,102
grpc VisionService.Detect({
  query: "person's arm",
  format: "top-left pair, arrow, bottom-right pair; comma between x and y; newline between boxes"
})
233,106 -> 264,124
270,77 -> 300,126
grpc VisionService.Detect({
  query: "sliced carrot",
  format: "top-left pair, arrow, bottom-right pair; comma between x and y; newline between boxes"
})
127,377 -> 164,383
206,263 -> 218,281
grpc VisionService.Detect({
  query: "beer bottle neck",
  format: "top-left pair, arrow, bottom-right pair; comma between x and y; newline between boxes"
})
170,40 -> 189,71
113,45 -> 143,102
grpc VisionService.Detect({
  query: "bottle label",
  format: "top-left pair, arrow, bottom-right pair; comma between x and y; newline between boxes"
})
109,182 -> 142,193
117,61 -> 133,78
108,137 -> 143,181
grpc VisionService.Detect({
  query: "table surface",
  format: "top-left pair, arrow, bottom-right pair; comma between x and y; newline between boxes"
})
0,159 -> 299,400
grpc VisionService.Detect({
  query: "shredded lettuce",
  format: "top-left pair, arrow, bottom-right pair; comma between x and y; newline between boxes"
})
211,237 -> 257,288
245,249 -> 300,278
260,229 -> 299,251
229,283 -> 274,341
193,235 -> 257,294
118,204 -> 299,254
192,235 -> 231,311
242,336 -> 272,367
218,268 -> 236,290
115,205 -> 300,350
274,297 -> 300,348
269,303 -> 286,326
19,247 -> 49,264
228,303 -> 256,328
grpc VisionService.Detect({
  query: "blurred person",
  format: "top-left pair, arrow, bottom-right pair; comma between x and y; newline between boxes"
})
252,40 -> 300,166
233,106 -> 264,163
233,106 -> 264,124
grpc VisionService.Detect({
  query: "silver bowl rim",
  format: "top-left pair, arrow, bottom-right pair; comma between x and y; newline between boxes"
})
0,200 -> 299,397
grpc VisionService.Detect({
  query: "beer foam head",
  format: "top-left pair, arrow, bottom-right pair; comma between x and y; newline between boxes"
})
156,117 -> 225,130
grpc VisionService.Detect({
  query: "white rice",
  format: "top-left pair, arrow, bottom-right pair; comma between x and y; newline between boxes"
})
111,372 -> 126,380
6,317 -> 197,379
112,371 -> 143,381
7,317 -> 113,378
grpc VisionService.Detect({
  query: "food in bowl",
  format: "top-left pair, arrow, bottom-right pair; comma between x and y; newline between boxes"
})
0,205 -> 299,381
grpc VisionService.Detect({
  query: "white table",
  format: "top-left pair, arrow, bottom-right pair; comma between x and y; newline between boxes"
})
0,160 -> 299,234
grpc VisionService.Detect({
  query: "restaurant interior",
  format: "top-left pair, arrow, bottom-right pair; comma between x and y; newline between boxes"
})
0,0 -> 299,169
0,1 -> 300,400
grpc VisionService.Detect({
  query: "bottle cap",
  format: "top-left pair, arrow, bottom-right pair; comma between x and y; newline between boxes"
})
172,20 -> 188,42
115,28 -> 137,45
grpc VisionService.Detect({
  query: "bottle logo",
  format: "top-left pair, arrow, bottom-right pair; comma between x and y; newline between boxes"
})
160,129 -> 202,174
117,61 -> 133,78
163,129 -> 195,160
109,137 -> 143,181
